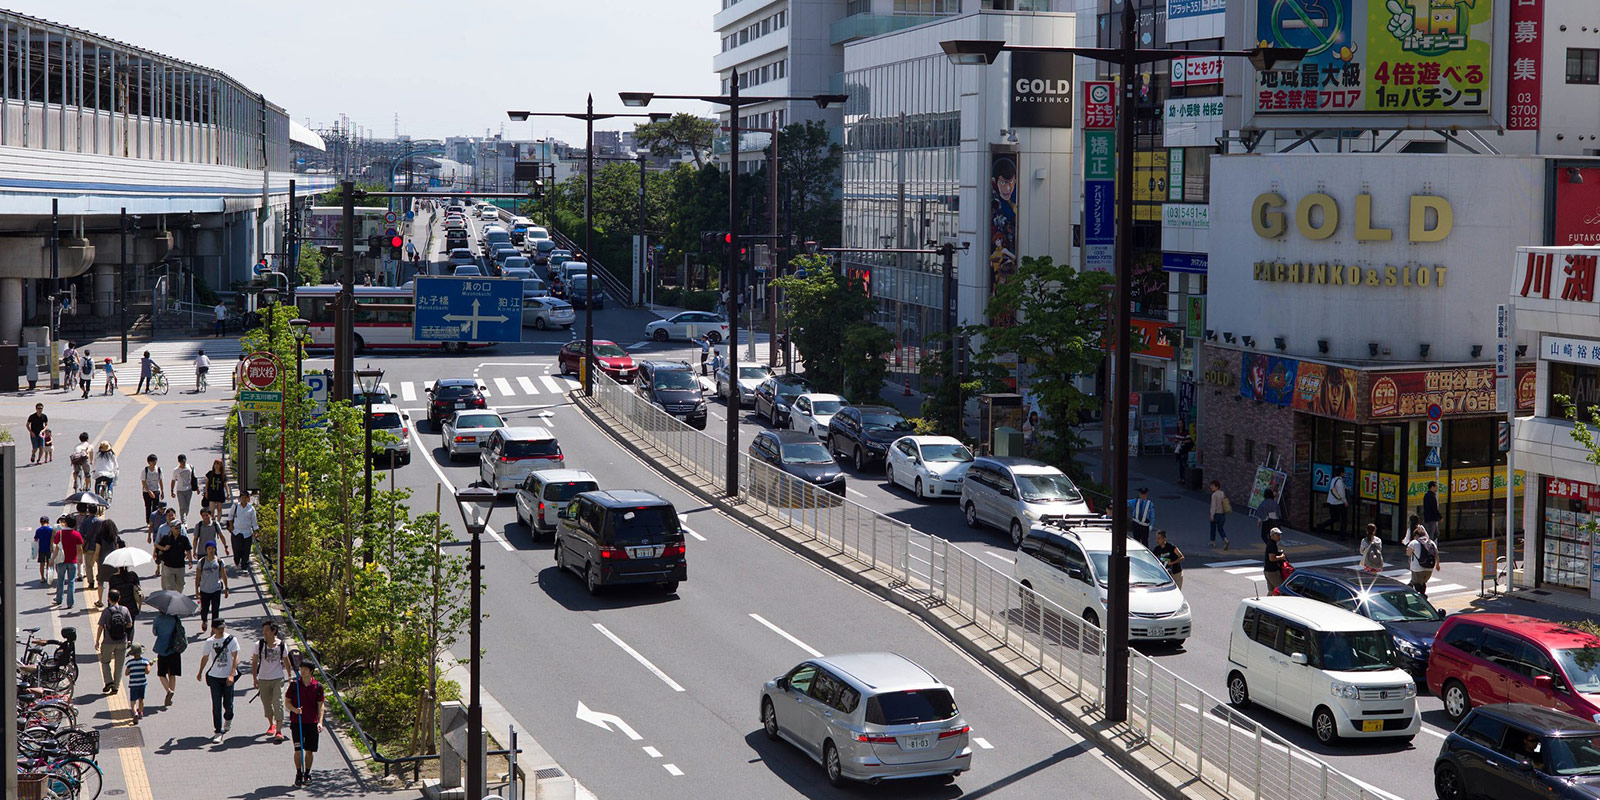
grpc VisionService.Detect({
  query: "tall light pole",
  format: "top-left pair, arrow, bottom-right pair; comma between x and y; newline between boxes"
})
453,485 -> 496,800
356,365 -> 384,564
620,88 -> 848,497
507,103 -> 664,396
941,31 -> 1303,724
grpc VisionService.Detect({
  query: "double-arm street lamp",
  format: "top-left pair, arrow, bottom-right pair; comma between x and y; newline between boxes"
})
940,22 -> 1303,724
507,99 -> 666,397
453,484 -> 497,800
619,86 -> 848,497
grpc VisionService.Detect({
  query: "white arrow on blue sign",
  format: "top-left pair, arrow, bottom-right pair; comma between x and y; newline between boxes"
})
412,277 -> 523,344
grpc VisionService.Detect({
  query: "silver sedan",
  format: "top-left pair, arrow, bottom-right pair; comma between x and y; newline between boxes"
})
441,409 -> 507,460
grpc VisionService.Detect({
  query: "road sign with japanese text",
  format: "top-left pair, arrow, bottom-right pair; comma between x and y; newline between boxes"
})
412,277 -> 522,343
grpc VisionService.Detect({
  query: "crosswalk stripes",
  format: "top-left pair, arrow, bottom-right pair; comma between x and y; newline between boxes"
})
400,382 -> 417,402
93,339 -> 245,390
493,377 -> 514,396
394,374 -> 578,404
1211,554 -> 1470,597
516,376 -> 538,394
540,376 -> 566,394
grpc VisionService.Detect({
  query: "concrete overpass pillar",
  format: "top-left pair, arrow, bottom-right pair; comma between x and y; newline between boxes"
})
0,277 -> 23,345
92,263 -> 115,317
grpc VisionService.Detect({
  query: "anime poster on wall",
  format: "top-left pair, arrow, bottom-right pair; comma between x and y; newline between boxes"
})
988,151 -> 1019,327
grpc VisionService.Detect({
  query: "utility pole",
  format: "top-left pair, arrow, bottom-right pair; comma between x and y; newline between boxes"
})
287,179 -> 298,290
49,199 -> 59,388
334,180 -> 355,403
941,241 -> 960,434
119,209 -> 129,364
767,126 -> 780,369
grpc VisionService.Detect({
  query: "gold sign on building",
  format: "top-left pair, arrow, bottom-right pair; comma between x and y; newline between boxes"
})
1251,192 -> 1453,243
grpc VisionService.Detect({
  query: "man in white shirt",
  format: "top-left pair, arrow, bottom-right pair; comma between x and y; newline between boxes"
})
213,302 -> 227,338
1323,471 -> 1349,536
252,620 -> 289,741
228,491 -> 259,572
195,618 -> 239,742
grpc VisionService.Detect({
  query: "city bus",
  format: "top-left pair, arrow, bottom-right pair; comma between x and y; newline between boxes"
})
294,285 -> 495,353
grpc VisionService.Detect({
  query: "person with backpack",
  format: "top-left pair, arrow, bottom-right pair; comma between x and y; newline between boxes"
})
70,432 -> 93,492
196,618 -> 240,743
286,657 -> 325,786
1406,525 -> 1439,595
96,589 -> 134,694
150,607 -> 185,706
1359,523 -> 1385,573
193,543 -> 229,635
1323,469 -> 1350,536
106,566 -> 141,638
62,342 -> 78,388
78,350 -> 93,398
252,621 -> 289,741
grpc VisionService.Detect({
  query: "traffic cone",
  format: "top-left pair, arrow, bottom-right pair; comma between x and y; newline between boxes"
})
903,377 -> 912,397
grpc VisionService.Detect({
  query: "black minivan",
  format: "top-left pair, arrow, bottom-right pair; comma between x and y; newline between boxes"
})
555,490 -> 686,594
636,361 -> 708,430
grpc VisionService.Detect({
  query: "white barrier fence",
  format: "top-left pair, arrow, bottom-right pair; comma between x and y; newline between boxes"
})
587,373 -> 1392,800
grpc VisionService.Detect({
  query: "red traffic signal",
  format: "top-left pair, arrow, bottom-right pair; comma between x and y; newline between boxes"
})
724,234 -> 733,244
390,236 -> 403,248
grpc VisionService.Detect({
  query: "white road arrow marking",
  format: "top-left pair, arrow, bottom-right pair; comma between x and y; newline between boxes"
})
575,701 -> 643,741
442,298 -> 509,339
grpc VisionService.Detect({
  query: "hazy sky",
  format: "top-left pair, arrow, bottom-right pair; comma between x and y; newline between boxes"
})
7,0 -> 720,145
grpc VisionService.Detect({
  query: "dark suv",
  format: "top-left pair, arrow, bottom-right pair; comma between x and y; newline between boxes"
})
1273,566 -> 1445,682
751,375 -> 813,427
635,361 -> 707,430
749,429 -> 845,496
1435,703 -> 1600,800
827,405 -> 915,472
426,378 -> 487,425
555,490 -> 686,594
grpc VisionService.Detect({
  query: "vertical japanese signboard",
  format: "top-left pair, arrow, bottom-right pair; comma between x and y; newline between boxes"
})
1506,0 -> 1543,130
1082,81 -> 1116,272
1496,303 -> 1513,413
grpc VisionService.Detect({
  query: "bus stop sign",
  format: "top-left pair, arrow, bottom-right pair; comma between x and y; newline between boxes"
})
412,277 -> 522,343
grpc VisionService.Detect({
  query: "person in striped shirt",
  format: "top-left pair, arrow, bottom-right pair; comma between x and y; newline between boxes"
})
125,643 -> 151,721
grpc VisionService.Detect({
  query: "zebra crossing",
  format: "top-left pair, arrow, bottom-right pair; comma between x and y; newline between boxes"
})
1204,554 -> 1472,598
77,338 -> 244,391
390,373 -> 579,404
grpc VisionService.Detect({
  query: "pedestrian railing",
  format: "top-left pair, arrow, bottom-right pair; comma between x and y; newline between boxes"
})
586,372 -> 1392,800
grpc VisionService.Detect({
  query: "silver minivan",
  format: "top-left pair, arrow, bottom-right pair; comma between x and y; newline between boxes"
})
960,456 -> 1094,545
760,652 -> 972,787
514,469 -> 598,539
478,426 -> 563,494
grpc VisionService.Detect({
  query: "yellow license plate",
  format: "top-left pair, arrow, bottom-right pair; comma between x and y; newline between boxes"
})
1361,719 -> 1383,733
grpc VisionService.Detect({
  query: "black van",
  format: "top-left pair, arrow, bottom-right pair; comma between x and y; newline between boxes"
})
555,490 -> 686,594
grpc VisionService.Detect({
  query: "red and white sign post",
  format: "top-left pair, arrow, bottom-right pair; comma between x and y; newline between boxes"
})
243,351 -> 290,587
1507,0 -> 1544,131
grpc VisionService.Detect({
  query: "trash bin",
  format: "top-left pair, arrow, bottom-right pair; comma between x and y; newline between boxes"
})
18,772 -> 46,800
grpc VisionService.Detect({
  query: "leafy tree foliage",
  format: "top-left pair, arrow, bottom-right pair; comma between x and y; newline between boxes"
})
772,253 -> 886,402
633,113 -> 717,166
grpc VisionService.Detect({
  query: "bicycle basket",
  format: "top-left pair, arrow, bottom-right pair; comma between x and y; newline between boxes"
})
58,728 -> 100,757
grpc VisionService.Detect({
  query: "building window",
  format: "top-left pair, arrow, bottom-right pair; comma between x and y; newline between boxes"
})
895,0 -> 961,12
1549,361 -> 1600,421
1182,147 -> 1212,203
1567,48 -> 1599,85
1244,438 -> 1255,461
1224,434 -> 1235,457
847,0 -> 872,14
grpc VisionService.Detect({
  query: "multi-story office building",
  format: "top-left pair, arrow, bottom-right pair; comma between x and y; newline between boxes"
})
713,0 -> 849,170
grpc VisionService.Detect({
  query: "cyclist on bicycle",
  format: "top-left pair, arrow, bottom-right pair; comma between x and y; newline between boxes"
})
102,358 -> 117,394
93,441 -> 118,501
70,433 -> 93,492
195,349 -> 211,392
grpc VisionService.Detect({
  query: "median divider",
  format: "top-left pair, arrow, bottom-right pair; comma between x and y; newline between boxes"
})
579,372 -> 1398,800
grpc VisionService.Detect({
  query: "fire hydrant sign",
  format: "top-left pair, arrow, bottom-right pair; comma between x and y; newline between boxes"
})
244,354 -> 278,389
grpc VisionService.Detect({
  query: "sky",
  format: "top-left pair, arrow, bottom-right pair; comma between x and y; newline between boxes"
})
6,0 -> 721,146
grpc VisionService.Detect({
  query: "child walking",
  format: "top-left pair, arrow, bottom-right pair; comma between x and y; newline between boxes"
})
125,643 -> 151,721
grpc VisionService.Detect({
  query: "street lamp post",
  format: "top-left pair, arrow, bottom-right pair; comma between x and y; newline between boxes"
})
620,88 -> 848,497
940,29 -> 1303,724
356,366 -> 384,563
453,485 -> 496,800
290,318 -> 310,380
507,103 -> 664,397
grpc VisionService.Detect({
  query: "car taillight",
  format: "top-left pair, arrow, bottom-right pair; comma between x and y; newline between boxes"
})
599,546 -> 628,560
939,726 -> 970,739
663,543 -> 686,557
856,734 -> 898,743
454,436 -> 469,443
537,501 -> 545,512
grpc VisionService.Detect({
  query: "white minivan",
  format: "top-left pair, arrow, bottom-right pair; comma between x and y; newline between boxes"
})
1226,597 -> 1420,745
1013,523 -> 1190,643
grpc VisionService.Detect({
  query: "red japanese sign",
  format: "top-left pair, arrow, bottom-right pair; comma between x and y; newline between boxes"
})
1083,81 -> 1115,131
1546,477 -> 1598,501
244,355 -> 278,389
1553,169 -> 1600,246
1369,367 -> 1499,419
1519,250 -> 1599,301
1171,56 -> 1223,88
1129,319 -> 1175,360
1507,0 -> 1544,130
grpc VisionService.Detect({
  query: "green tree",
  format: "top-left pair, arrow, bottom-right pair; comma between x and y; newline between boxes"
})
634,113 -> 718,166
842,323 -> 893,401
772,121 -> 843,247
315,180 -> 389,208
772,253 -> 885,401
295,242 -> 325,285
964,256 -> 1109,470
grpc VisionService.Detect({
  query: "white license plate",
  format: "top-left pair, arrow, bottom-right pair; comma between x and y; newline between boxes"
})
900,734 -> 934,750
455,402 -> 466,409
628,545 -> 664,558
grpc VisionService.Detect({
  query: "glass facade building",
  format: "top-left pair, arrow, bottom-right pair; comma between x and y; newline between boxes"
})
841,53 -> 961,380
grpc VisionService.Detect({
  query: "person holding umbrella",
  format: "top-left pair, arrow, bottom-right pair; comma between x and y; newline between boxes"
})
146,588 -> 198,706
104,565 -> 144,641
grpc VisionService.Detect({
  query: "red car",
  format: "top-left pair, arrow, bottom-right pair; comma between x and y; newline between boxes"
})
1428,613 -> 1600,724
558,340 -> 636,383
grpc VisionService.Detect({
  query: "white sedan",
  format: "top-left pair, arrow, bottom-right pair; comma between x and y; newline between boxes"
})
644,311 -> 728,343
885,435 -> 975,499
788,393 -> 848,439
441,409 -> 507,460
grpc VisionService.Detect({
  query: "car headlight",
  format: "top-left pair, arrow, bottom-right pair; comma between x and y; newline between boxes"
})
1177,602 -> 1190,616
1329,681 -> 1360,700
695,399 -> 707,409
1404,683 -> 1418,698
1392,636 -> 1425,659
865,439 -> 887,450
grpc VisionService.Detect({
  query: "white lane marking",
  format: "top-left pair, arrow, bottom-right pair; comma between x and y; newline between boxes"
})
984,552 -> 1014,564
847,489 -> 868,499
400,382 -> 417,402
404,410 -> 514,552
1419,725 -> 1449,740
643,746 -> 661,758
494,377 -> 515,396
1205,559 -> 1257,569
517,376 -> 539,394
593,623 -> 686,692
663,764 -> 683,777
628,341 -> 650,349
575,701 -> 643,740
1225,566 -> 1264,575
682,526 -> 706,542
973,737 -> 994,750
749,613 -> 823,657
540,376 -> 565,393
556,375 -> 579,386
479,384 -> 492,397
1288,555 -> 1364,569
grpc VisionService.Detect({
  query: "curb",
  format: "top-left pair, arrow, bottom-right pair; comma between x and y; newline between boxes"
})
572,392 -> 1222,800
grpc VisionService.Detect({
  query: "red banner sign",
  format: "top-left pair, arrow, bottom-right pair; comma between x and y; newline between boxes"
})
1546,477 -> 1599,501
1370,367 -> 1498,419
1129,319 -> 1175,360
1507,0 -> 1544,131
1553,170 -> 1600,246
1519,249 -> 1599,299
1171,55 -> 1223,88
1083,80 -> 1115,130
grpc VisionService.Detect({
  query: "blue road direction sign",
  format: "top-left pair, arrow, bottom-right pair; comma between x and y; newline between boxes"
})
413,277 -> 522,343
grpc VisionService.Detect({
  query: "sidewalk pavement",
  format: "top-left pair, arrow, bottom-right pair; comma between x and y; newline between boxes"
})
18,540 -> 391,799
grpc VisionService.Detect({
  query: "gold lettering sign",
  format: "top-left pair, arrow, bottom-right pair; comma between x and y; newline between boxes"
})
1202,357 -> 1236,389
1251,192 -> 1453,242
1252,262 -> 1447,289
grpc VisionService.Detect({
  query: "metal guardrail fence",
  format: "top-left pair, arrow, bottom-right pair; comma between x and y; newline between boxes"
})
587,372 -> 1393,800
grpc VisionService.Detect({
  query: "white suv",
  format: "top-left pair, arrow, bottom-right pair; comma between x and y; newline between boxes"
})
1013,522 -> 1190,644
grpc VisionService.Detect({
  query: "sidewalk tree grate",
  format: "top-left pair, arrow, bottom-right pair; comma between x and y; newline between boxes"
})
98,727 -> 144,749
534,767 -> 565,780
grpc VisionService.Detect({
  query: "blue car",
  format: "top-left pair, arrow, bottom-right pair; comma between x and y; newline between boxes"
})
1435,703 -> 1600,800
1273,565 -> 1444,683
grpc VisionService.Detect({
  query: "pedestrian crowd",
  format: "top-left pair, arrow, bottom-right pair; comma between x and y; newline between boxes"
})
30,454 -> 323,785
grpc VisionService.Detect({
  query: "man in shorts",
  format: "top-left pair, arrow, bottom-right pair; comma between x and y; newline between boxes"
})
25,403 -> 46,463
151,610 -> 183,706
33,515 -> 54,584
286,659 -> 324,786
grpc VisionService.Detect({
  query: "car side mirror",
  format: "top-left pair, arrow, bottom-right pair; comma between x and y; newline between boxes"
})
556,507 -> 572,520
1067,567 -> 1088,582
1289,652 -> 1309,666
1535,675 -> 1555,693
776,677 -> 789,691
999,485 -> 1014,498
1515,758 -> 1535,772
